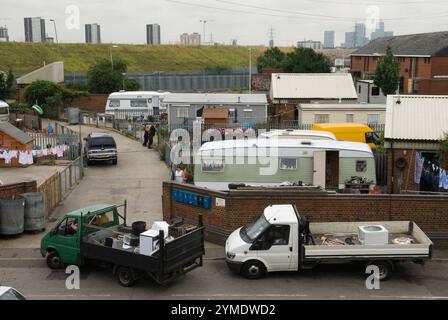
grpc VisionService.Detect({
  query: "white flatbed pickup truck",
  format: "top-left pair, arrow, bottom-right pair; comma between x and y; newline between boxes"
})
225,204 -> 433,280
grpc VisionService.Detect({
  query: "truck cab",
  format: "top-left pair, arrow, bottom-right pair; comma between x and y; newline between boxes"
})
225,205 -> 300,279
41,204 -> 120,268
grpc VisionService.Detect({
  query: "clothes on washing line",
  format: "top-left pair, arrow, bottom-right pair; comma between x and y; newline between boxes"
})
439,169 -> 448,190
414,152 -> 424,184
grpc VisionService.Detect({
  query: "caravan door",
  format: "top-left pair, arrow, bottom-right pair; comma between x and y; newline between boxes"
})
313,151 -> 326,189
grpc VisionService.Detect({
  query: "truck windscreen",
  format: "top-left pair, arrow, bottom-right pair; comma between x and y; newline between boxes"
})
240,215 -> 270,243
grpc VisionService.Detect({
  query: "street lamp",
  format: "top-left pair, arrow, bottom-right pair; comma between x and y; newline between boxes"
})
109,45 -> 118,70
122,73 -> 126,90
49,19 -> 61,57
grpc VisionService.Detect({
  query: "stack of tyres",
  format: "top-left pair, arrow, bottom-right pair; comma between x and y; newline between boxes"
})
0,197 -> 25,235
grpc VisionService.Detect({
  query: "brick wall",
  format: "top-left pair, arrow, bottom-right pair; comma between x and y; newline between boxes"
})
418,79 -> 448,95
0,181 -> 37,199
163,181 -> 448,245
68,94 -> 108,113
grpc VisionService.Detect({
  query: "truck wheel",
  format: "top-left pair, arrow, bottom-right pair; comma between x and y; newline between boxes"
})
368,261 -> 392,281
242,260 -> 266,280
46,251 -> 63,269
116,267 -> 136,287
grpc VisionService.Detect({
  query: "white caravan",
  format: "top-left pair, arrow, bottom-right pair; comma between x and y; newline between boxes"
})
105,91 -> 169,116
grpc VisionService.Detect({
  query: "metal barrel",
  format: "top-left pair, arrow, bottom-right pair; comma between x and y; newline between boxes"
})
0,197 -> 25,235
21,192 -> 45,232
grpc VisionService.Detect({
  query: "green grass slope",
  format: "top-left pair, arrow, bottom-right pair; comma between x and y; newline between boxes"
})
0,42 -> 269,74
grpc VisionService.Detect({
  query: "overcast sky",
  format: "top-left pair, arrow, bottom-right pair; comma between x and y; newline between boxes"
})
2,0 -> 448,46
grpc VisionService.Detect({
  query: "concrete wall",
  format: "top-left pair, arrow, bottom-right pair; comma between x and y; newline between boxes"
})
162,181 -> 448,245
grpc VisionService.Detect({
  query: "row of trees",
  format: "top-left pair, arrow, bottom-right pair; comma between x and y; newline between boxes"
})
257,47 -> 331,73
257,46 -> 401,95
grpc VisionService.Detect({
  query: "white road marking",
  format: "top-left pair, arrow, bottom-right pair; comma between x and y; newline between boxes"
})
371,295 -> 448,299
172,293 -> 308,297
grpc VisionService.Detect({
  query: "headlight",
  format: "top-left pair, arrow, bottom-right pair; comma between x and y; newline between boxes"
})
226,252 -> 236,260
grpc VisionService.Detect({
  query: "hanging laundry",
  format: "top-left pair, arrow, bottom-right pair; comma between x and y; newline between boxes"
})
56,145 -> 64,158
414,152 -> 424,184
18,151 -> 29,165
439,169 -> 448,190
27,151 -> 33,165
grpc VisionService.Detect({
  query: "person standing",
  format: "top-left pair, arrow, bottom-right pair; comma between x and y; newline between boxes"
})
142,124 -> 150,147
174,165 -> 185,183
148,124 -> 156,149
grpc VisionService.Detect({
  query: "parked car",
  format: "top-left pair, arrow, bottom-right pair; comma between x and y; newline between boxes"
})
0,287 -> 26,300
83,132 -> 118,166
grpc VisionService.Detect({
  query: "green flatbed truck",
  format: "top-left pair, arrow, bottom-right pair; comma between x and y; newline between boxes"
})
40,202 -> 205,286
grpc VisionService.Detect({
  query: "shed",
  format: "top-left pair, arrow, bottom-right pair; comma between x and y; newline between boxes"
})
0,122 -> 34,167
202,107 -> 229,126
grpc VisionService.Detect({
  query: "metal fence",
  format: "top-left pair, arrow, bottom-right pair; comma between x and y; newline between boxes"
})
29,128 -> 81,161
37,157 -> 83,215
65,69 -> 252,92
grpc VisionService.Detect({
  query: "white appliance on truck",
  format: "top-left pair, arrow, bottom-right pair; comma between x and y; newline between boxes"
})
225,205 -> 433,280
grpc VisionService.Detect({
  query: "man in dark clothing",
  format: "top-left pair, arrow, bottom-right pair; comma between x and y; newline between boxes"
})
143,124 -> 150,147
148,124 -> 156,149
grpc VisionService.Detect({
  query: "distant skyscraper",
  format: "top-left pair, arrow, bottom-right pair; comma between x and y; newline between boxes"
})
343,32 -> 355,48
371,20 -> 394,40
297,40 -> 322,50
24,17 -> 46,42
354,23 -> 368,48
146,24 -> 161,45
0,26 -> 9,42
85,23 -> 101,43
231,39 -> 238,46
324,31 -> 335,49
180,32 -> 201,45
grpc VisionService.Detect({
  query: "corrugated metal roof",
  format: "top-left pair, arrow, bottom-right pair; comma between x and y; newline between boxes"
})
163,93 -> 267,104
270,73 -> 358,100
0,122 -> 34,144
385,95 -> 448,141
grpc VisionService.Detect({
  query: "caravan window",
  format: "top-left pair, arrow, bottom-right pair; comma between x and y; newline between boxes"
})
0,107 -> 8,115
356,160 -> 367,172
279,158 -> 297,170
201,159 -> 224,172
109,100 -> 120,108
130,99 -> 147,108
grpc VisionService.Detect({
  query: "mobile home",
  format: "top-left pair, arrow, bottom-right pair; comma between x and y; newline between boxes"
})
0,100 -> 9,122
194,138 -> 376,191
105,91 -> 169,116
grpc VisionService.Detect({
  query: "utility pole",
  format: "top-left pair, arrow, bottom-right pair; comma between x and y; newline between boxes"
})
249,48 -> 252,94
199,20 -> 214,45
269,27 -> 275,47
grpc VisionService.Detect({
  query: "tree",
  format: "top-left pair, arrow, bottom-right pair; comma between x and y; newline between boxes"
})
283,47 -> 331,73
0,71 -> 7,100
124,78 -> 141,91
24,80 -> 78,119
256,47 -> 286,72
87,58 -> 137,93
374,46 -> 400,95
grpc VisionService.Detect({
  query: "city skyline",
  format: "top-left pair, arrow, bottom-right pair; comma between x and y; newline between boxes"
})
1,0 -> 447,46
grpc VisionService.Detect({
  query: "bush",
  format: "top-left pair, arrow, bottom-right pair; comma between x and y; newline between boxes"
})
8,102 -> 29,113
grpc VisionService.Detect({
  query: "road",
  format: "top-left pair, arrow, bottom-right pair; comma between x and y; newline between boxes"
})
0,124 -> 170,249
1,248 -> 448,300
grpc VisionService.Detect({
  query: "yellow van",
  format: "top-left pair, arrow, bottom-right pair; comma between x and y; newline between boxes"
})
311,123 -> 380,149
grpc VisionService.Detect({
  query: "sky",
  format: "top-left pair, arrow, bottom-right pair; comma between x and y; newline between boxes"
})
1,0 -> 448,46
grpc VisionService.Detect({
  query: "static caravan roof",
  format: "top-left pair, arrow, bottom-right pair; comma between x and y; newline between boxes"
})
385,95 -> 448,141
260,129 -> 336,140
108,91 -> 169,99
301,103 -> 386,111
163,93 -> 267,105
199,138 -> 373,155
270,73 -> 358,100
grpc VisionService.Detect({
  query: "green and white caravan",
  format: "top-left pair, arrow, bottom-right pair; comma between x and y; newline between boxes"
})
194,138 -> 376,191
